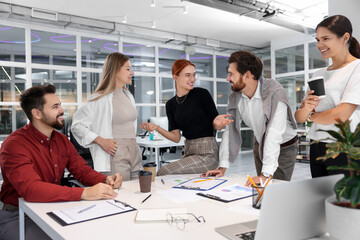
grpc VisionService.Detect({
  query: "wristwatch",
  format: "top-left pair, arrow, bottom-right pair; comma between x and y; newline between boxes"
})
307,112 -> 315,122
261,172 -> 272,178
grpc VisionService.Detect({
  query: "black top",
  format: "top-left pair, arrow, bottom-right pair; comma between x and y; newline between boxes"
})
166,87 -> 219,140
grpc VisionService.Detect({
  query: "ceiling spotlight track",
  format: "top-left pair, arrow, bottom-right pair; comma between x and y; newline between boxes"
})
183,0 -> 314,33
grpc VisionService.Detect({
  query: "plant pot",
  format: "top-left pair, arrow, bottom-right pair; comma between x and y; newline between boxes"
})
325,196 -> 360,240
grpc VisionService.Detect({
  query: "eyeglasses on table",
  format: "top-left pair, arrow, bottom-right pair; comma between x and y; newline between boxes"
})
166,212 -> 206,231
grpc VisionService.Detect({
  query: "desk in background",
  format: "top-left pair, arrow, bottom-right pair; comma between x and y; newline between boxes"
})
18,174 -> 259,240
136,136 -> 185,169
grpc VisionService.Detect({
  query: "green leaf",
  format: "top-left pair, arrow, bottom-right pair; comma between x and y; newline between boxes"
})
350,122 -> 360,145
350,183 -> 360,207
334,177 -> 348,201
348,148 -> 360,160
317,129 -> 346,142
349,161 -> 360,171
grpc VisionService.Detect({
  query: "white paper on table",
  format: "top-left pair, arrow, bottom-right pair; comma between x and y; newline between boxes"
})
200,184 -> 253,201
159,175 -> 192,185
173,177 -> 227,190
51,200 -> 134,225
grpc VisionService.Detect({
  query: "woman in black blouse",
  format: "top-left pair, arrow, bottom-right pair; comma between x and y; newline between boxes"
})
141,59 -> 232,175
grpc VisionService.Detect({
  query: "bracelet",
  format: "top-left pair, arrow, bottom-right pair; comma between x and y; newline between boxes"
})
307,112 -> 315,122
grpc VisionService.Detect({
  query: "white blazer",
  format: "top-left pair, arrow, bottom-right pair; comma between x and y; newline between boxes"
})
71,89 -> 137,171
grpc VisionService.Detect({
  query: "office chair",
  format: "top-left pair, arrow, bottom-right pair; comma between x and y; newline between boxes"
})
61,130 -> 94,188
69,130 -> 94,169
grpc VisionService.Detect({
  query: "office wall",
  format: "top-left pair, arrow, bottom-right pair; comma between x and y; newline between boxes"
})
329,0 -> 360,40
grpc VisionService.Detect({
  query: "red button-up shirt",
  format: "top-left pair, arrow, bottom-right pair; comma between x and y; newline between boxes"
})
0,123 -> 106,207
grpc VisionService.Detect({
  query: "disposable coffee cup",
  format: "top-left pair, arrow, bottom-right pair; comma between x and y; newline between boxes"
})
143,162 -> 157,182
149,133 -> 154,141
252,186 -> 264,209
308,76 -> 326,99
138,170 -> 152,193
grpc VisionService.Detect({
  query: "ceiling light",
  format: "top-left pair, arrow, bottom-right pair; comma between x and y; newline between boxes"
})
183,6 -> 188,14
122,16 -> 127,23
146,90 -> 154,95
151,21 -> 156,28
150,0 -> 155,7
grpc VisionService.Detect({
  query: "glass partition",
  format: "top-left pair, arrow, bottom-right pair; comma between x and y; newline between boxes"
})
32,69 -> 77,103
277,75 -> 305,114
216,56 -> 228,78
275,45 -> 304,74
159,48 -> 186,75
132,76 -> 155,103
0,25 -> 25,62
309,42 -> 328,69
0,106 -> 13,135
82,37 -> 119,68
136,106 -> 156,134
196,80 -> 213,97
31,30 -> 76,66
82,72 -> 101,102
123,43 -> 155,73
160,77 -> 175,104
0,67 -> 26,102
217,81 -> 230,104
189,53 -> 213,77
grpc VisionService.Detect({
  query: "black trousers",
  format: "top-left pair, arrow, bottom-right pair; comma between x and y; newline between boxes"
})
310,141 -> 349,178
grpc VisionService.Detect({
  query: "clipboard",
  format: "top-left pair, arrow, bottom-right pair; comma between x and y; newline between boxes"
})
172,177 -> 227,191
196,184 -> 254,202
47,199 -> 136,226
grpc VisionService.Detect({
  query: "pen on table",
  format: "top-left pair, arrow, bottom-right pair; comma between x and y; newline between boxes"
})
194,178 -> 213,183
78,204 -> 96,213
161,179 -> 165,185
141,194 -> 152,204
247,174 -> 261,194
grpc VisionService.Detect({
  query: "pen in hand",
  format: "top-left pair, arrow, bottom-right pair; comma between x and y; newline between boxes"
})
78,204 -> 96,213
141,194 -> 152,204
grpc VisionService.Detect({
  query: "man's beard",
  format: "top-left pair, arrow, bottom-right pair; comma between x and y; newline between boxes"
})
231,75 -> 245,92
41,112 -> 65,130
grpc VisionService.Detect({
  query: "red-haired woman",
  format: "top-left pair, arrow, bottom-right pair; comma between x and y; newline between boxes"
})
141,59 -> 232,175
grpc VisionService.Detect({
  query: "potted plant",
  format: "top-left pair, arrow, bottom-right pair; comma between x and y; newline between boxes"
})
316,119 -> 360,240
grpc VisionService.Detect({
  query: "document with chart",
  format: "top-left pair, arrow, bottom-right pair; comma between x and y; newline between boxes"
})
173,177 -> 227,191
197,184 -> 254,202
48,199 -> 136,226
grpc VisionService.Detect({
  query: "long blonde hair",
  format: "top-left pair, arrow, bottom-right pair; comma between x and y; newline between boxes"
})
90,52 -> 130,101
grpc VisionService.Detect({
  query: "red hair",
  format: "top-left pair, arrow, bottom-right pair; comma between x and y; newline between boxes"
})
172,59 -> 195,76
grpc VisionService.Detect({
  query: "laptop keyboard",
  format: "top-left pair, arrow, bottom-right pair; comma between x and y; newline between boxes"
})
235,231 -> 256,240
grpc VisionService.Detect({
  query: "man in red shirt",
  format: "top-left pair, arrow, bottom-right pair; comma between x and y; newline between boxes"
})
0,84 -> 122,239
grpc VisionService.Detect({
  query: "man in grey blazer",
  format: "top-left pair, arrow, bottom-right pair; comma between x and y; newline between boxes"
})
203,51 -> 298,186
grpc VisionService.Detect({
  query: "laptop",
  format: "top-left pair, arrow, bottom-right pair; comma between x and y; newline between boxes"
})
215,174 -> 343,240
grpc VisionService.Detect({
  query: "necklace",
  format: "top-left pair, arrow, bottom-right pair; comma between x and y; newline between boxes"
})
175,94 -> 188,104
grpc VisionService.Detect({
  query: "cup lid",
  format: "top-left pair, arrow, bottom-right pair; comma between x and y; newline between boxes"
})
139,170 -> 152,176
143,162 -> 157,167
308,76 -> 324,82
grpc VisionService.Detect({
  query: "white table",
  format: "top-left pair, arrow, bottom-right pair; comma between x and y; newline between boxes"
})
136,137 -> 185,169
18,174 -> 259,240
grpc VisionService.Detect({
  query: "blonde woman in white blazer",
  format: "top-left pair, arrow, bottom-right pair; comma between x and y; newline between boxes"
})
72,53 -> 142,180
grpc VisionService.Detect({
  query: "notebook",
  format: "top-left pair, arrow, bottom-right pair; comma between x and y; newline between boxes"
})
215,174 -> 343,240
